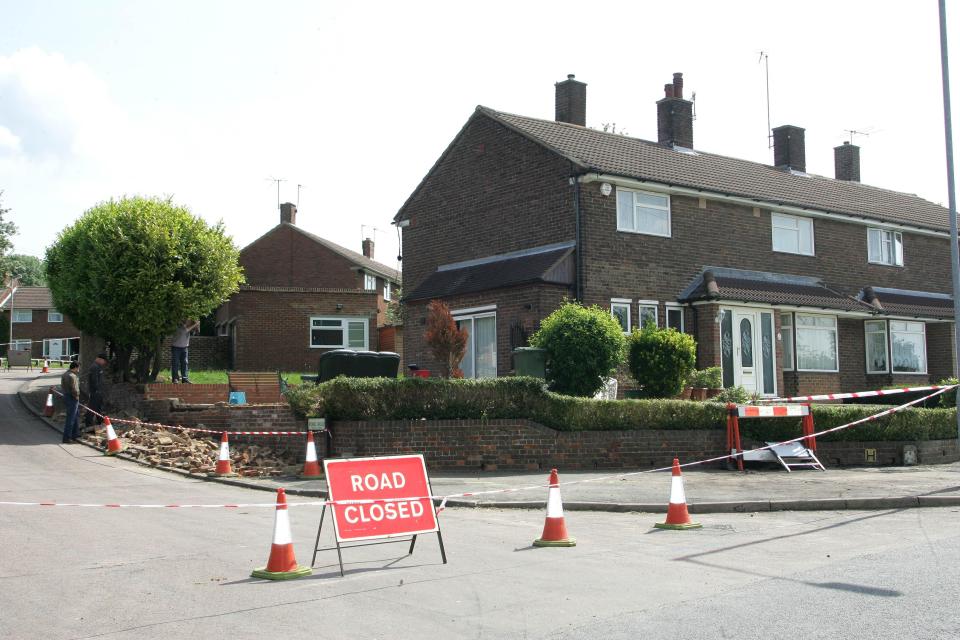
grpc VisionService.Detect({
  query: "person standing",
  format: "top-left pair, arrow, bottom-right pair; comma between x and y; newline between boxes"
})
170,319 -> 200,383
60,361 -> 81,443
84,353 -> 108,430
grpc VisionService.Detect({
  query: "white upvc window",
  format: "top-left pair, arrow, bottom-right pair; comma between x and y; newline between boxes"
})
638,301 -> 658,330
771,212 -> 814,256
12,310 -> 32,323
868,228 -> 903,266
309,317 -> 368,349
781,312 -> 794,371
864,320 -> 889,374
616,188 -> 671,237
795,314 -> 838,372
383,282 -> 392,301
454,311 -> 497,379
11,339 -> 31,350
363,273 -> 377,290
610,299 -> 631,334
890,320 -> 927,374
47,310 -> 63,323
665,303 -> 684,332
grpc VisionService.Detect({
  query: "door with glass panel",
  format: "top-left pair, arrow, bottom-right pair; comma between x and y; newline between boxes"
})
455,313 -> 497,378
733,311 -> 760,393
721,308 -> 777,396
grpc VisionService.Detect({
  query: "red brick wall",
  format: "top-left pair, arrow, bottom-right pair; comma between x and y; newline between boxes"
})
143,383 -> 229,403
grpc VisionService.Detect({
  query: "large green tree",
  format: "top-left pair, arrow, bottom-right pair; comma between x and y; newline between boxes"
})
46,196 -> 244,381
0,191 -> 18,264
2,254 -> 46,286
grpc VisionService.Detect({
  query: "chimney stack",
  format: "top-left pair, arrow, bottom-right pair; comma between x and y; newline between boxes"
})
280,202 -> 297,225
834,141 -> 861,182
362,237 -> 374,259
555,74 -> 587,126
657,72 -> 694,149
772,125 -> 806,173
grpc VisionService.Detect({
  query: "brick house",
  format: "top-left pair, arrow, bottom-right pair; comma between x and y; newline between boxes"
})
216,203 -> 401,372
0,286 -> 81,361
395,73 -> 955,396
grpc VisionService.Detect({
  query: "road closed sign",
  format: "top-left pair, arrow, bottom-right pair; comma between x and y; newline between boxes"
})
324,454 -> 439,542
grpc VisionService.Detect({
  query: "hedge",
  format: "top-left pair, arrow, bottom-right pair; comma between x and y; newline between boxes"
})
285,377 -> 957,442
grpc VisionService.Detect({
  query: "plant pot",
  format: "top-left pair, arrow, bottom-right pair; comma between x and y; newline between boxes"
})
705,388 -> 723,399
680,386 -> 693,400
691,388 -> 707,401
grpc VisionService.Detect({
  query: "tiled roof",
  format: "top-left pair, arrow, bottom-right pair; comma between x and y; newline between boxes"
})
405,243 -> 575,302
288,224 -> 401,283
680,269 -> 869,313
482,108 -> 950,232
862,287 -> 955,320
0,287 -> 54,310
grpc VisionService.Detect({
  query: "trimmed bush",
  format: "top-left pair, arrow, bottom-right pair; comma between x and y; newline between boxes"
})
628,327 -> 696,398
530,301 -> 627,397
284,377 -> 957,443
938,378 -> 959,408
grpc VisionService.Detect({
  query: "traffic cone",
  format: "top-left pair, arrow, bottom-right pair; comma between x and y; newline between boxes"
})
41,360 -> 50,373
44,388 -> 55,417
212,432 -> 238,477
300,432 -> 323,479
533,468 -> 576,547
103,417 -> 123,455
654,458 -> 702,530
251,488 -> 312,580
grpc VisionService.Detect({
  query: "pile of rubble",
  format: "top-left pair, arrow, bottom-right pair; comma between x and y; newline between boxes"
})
81,422 -> 302,477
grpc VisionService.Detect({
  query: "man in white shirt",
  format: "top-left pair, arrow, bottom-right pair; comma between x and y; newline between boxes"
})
171,319 -> 200,383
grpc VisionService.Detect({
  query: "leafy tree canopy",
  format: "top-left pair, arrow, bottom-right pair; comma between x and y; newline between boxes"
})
2,254 -> 46,286
45,196 -> 244,380
0,191 -> 18,262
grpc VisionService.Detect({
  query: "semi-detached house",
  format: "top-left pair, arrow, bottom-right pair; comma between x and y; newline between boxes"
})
395,73 -> 955,397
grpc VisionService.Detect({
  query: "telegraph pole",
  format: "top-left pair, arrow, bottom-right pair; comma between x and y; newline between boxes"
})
938,0 -> 960,440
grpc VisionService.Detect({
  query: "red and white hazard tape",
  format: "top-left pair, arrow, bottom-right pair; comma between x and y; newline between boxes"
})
0,500 -> 324,509
736,404 -> 809,417
49,387 -> 311,436
759,384 -> 955,403
16,384 -> 955,511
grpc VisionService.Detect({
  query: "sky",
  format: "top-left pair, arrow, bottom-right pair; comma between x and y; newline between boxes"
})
1,1 -> 959,275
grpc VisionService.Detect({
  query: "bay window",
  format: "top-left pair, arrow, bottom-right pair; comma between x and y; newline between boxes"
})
795,314 -> 838,372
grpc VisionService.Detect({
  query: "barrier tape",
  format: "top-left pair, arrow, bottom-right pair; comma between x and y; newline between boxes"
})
11,384 -> 956,510
758,384 -> 956,403
0,336 -> 81,348
49,387 -> 311,436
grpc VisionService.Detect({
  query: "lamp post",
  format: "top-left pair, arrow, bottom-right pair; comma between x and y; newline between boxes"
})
939,0 -> 960,440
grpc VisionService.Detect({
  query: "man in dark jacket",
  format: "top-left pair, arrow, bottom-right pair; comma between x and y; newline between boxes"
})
83,353 -> 108,430
61,361 -> 81,442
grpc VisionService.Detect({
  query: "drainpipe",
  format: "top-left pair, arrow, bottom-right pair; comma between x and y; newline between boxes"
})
572,167 -> 583,302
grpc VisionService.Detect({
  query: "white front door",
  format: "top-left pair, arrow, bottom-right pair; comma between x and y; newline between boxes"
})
733,311 -> 761,394
46,339 -> 63,361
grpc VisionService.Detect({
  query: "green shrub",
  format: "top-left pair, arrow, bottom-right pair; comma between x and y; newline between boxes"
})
742,404 -> 957,443
688,367 -> 722,389
627,327 -> 696,398
530,301 -> 626,397
284,382 -> 325,418
709,385 -> 754,404
937,378 -> 959,408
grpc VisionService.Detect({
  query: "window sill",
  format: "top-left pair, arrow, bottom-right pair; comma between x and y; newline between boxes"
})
867,261 -> 904,268
772,249 -> 815,258
616,228 -> 672,239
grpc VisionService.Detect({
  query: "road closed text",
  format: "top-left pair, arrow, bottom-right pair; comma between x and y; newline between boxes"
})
343,499 -> 425,524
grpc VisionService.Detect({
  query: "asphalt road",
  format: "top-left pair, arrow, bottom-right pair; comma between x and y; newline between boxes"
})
2,371 -> 959,639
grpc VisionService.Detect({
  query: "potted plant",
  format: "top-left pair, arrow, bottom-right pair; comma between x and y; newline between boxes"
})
688,369 -> 708,401
703,366 -> 724,398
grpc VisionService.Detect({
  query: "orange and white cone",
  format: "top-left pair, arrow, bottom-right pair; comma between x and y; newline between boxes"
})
251,488 -> 312,580
300,432 -> 323,479
654,458 -> 702,530
212,432 -> 238,477
533,468 -> 576,547
42,360 -> 50,373
103,417 -> 123,456
44,388 -> 55,417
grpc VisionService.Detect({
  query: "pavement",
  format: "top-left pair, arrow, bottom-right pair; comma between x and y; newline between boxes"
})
20,371 -> 960,514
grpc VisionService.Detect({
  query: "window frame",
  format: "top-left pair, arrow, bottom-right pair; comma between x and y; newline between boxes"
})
453,310 -> 498,379
780,312 -> 795,371
47,310 -> 64,323
615,187 -> 672,238
610,299 -> 632,334
867,228 -> 904,266
12,309 -> 32,323
383,282 -> 392,301
665,303 -> 684,333
864,319 -> 890,374
637,300 -> 659,330
363,273 -> 377,290
794,313 -> 839,373
11,339 -> 31,351
309,316 -> 369,350
890,320 -> 927,374
771,212 -> 815,256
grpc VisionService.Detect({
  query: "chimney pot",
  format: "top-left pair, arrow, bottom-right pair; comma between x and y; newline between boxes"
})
657,73 -> 694,148
834,141 -> 861,182
555,74 -> 587,126
362,237 -> 375,259
280,202 -> 297,225
772,125 -> 806,173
